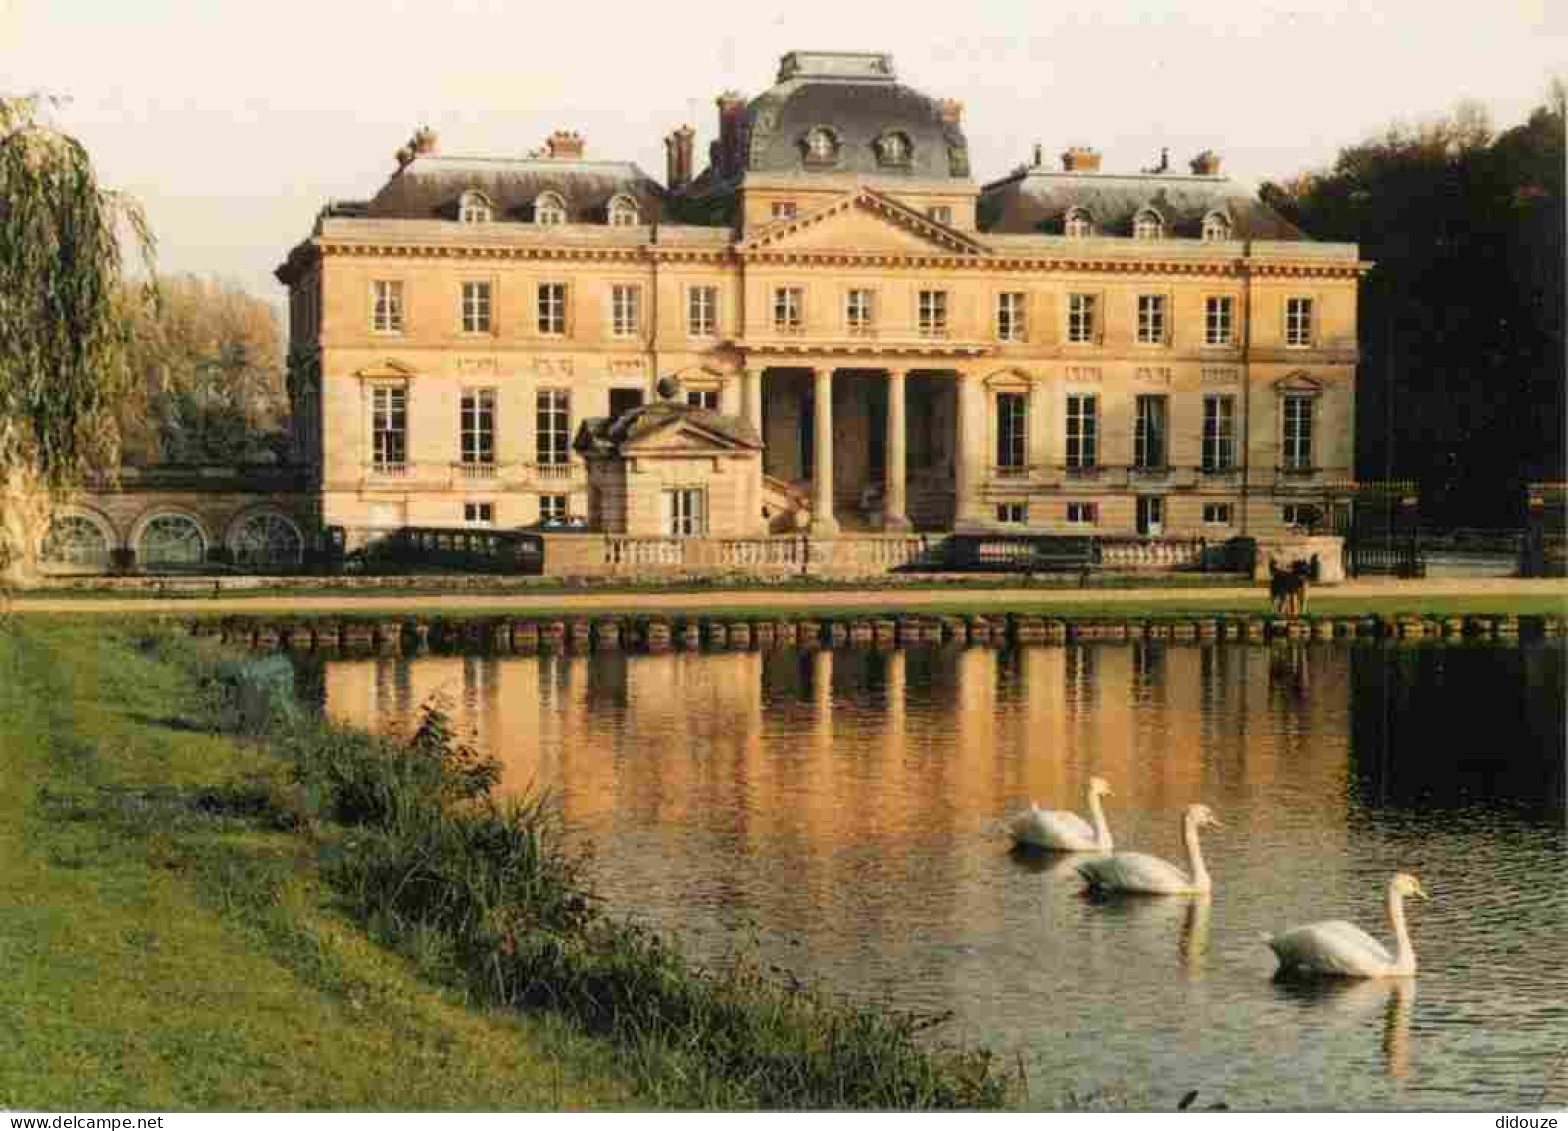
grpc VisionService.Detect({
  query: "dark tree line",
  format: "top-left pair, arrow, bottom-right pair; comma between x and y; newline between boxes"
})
1261,86 -> 1565,527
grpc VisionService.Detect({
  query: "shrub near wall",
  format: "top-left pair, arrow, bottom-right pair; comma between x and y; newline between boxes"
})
185,639 -> 1011,1110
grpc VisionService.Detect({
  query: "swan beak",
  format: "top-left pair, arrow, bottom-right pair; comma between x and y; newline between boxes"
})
1415,884 -> 1430,902
1208,817 -> 1224,829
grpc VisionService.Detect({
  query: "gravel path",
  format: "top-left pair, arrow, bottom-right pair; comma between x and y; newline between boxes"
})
10,577 -> 1567,616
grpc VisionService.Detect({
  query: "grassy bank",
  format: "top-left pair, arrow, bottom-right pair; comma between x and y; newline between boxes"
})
0,618 -> 644,1109
0,619 -> 1012,1110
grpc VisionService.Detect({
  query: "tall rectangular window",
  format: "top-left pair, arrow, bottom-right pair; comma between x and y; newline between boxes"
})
611,284 -> 641,337
371,386 -> 407,469
1066,394 -> 1098,470
1283,394 -> 1315,469
460,389 -> 496,466
1205,296 -> 1233,346
536,389 -> 570,466
372,281 -> 404,333
773,286 -> 803,333
1203,395 -> 1237,472
1137,294 -> 1167,345
1068,293 -> 1097,343
927,205 -> 953,224
997,292 -> 1027,342
461,281 -> 492,333
1286,297 -> 1314,347
686,389 -> 720,410
1135,395 -> 1168,468
771,201 -> 797,220
688,286 -> 717,337
662,488 -> 706,537
537,282 -> 567,336
846,288 -> 874,334
539,494 -> 568,522
918,290 -> 948,337
996,392 -> 1027,470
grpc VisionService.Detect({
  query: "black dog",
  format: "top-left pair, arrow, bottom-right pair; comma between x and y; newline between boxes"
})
1269,558 -> 1309,618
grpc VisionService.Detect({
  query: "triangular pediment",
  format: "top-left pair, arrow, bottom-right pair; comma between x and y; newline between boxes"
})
623,417 -> 757,454
354,359 -> 418,379
1273,371 -> 1325,394
742,188 -> 989,257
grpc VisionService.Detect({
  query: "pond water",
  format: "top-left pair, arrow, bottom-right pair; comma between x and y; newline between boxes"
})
299,639 -> 1567,1111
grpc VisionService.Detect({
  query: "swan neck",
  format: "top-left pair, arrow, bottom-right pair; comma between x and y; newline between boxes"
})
1388,884 -> 1416,971
1183,814 -> 1211,891
1087,790 -> 1112,850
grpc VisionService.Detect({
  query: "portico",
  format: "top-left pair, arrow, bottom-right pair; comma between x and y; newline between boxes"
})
740,352 -> 991,535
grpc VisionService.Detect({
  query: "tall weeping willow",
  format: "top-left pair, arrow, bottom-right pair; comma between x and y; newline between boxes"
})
0,96 -> 156,586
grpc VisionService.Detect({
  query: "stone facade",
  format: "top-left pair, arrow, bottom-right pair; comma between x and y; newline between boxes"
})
271,49 -> 1364,551
42,48 -> 1364,576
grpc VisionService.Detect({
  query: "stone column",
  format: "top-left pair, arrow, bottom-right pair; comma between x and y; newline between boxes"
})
810,366 -> 839,537
742,365 -> 764,436
883,366 -> 912,532
953,369 -> 983,528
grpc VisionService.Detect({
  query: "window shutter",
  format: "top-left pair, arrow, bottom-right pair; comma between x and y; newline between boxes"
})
660,490 -> 674,537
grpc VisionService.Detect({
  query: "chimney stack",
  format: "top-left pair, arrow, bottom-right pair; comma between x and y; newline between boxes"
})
1189,150 -> 1222,176
1061,146 -> 1102,173
664,125 -> 696,189
715,90 -> 747,177
544,130 -> 585,159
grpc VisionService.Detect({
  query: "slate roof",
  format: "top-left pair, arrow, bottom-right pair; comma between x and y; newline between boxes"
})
978,169 -> 1304,240
361,155 -> 666,224
574,402 -> 762,455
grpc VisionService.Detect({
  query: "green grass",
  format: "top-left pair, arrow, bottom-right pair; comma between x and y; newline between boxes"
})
0,619 -> 1015,1110
0,618 -> 643,1110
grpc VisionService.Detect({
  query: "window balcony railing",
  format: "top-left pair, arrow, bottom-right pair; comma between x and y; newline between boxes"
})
453,461 -> 499,481
918,324 -> 950,339
1130,463 -> 1171,480
771,321 -> 806,336
1201,462 -> 1240,478
532,461 -> 580,481
368,462 -> 408,479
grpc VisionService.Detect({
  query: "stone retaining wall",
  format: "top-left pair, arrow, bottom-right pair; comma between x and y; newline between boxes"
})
201,609 -> 1560,655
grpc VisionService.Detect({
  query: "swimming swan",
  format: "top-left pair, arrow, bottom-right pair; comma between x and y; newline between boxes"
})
1268,872 -> 1429,978
1006,777 -> 1114,852
1077,803 -> 1220,895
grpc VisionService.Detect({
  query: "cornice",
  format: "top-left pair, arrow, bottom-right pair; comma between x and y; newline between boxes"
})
307,238 -> 1366,279
733,336 -> 995,359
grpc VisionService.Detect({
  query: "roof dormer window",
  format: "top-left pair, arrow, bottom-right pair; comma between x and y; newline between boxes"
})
607,194 -> 640,226
535,191 -> 566,226
802,126 -> 840,166
459,190 -> 492,224
875,130 -> 913,167
1133,209 -> 1164,241
1065,208 -> 1094,238
1202,211 -> 1232,242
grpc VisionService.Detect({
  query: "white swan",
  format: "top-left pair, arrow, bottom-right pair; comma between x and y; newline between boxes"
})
1006,777 -> 1114,852
1268,872 -> 1429,978
1077,803 -> 1221,895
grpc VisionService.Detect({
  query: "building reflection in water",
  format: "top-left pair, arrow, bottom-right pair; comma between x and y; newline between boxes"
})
319,641 -> 1356,965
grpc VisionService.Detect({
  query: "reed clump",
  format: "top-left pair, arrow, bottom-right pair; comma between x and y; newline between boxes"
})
189,641 -> 1010,1110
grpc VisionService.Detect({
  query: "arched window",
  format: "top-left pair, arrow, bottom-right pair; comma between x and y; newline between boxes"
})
39,512 -> 112,569
875,131 -> 912,167
459,190 -> 492,224
138,513 -> 206,568
1065,208 -> 1094,238
607,194 -> 640,226
228,511 -> 304,569
1202,211 -> 1232,242
534,192 -> 566,225
1133,209 -> 1163,240
802,127 -> 839,165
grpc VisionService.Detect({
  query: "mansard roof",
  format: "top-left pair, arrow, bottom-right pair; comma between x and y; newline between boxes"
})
978,168 -> 1304,240
359,155 -> 666,224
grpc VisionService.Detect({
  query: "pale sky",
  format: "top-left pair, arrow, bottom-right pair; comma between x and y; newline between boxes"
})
3,0 -> 1563,303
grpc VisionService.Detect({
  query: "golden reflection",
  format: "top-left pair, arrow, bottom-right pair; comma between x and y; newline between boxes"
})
320,643 -> 1355,945
1271,975 -> 1416,1081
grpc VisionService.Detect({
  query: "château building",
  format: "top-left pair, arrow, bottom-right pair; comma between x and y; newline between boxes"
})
39,49 -> 1366,575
